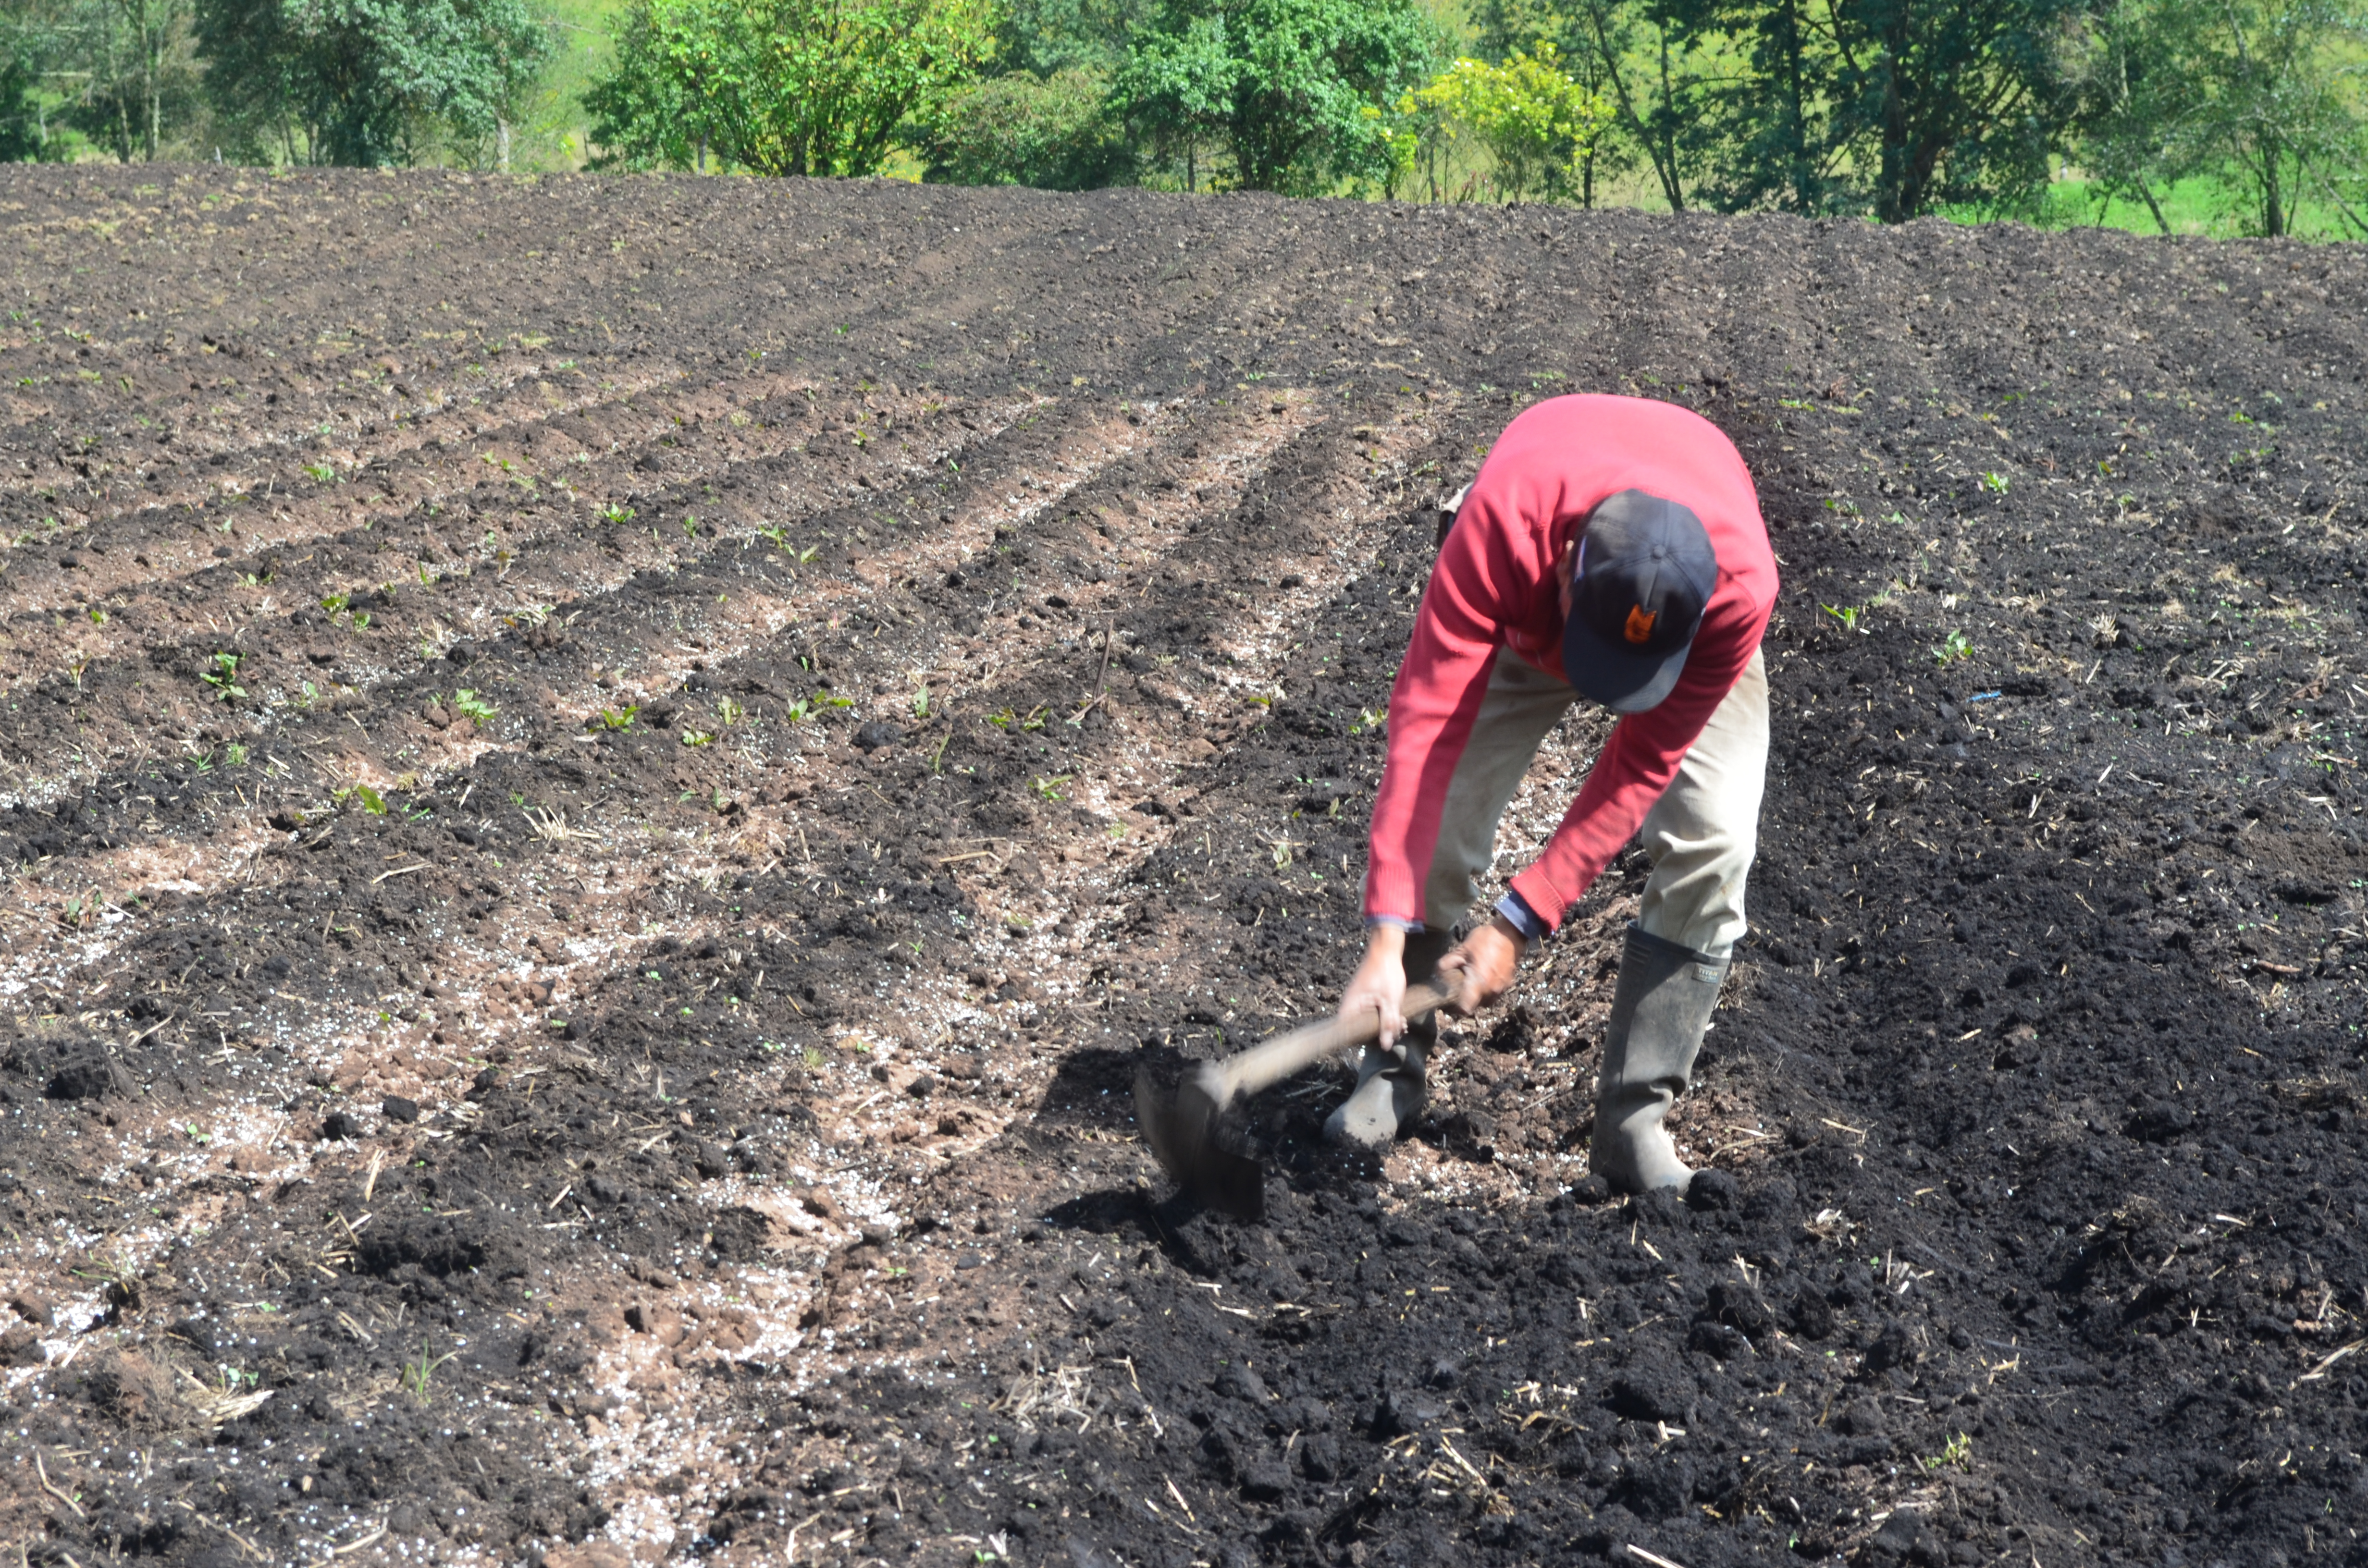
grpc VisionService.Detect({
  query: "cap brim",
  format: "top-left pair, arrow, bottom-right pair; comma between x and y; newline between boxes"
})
1563,610 -> 1691,714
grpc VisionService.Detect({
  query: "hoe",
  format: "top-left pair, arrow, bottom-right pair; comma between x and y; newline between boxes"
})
1134,982 -> 1449,1220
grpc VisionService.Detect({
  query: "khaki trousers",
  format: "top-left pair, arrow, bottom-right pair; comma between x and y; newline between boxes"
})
1419,648 -> 1769,958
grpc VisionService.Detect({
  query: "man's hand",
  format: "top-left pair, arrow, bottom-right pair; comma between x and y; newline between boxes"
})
1338,925 -> 1409,1049
1438,916 -> 1527,1015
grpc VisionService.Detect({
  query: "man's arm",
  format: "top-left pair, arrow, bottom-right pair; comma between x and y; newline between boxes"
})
1506,613 -> 1762,931
1361,504 -> 1530,925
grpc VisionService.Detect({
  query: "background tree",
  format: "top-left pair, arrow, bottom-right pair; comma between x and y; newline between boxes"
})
1115,0 -> 1442,193
917,64 -> 1135,185
196,0 -> 552,166
2068,0 -> 2201,232
1410,41 -> 1614,202
586,0 -> 999,175
2178,0 -> 2365,237
994,0 -> 1156,75
1474,0 -> 1720,211
62,0 -> 200,161
0,7 -> 59,160
1828,0 -> 2084,221
2070,0 -> 2367,238
1684,0 -> 1851,213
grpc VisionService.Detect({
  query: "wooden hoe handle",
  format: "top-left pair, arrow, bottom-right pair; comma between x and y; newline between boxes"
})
1217,982 -> 1453,1102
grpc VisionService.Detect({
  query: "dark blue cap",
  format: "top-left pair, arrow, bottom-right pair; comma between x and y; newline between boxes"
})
1562,490 -> 1717,713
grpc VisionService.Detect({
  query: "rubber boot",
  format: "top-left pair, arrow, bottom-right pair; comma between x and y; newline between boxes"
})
1589,925 -> 1729,1194
1325,928 -> 1453,1153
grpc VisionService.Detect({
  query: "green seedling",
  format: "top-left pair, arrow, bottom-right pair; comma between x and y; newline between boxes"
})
350,611 -> 372,631
1822,603 -> 1870,635
602,502 -> 637,525
301,681 -> 318,708
592,705 -> 640,732
201,651 -> 246,702
1931,630 -> 1973,666
780,696 -> 813,723
1349,705 -> 1386,736
990,705 -> 1048,732
86,606 -> 106,625
225,743 -> 249,767
400,1335 -> 456,1404
1031,773 -> 1071,801
912,686 -> 930,721
452,690 -> 495,728
755,524 -> 787,547
320,592 -> 349,614
1921,1432 -> 1973,1472
680,730 -> 715,747
356,784 -> 387,815
681,513 -> 700,540
716,696 -> 746,727
792,544 -> 818,565
1981,471 -> 2010,494
303,462 -> 336,483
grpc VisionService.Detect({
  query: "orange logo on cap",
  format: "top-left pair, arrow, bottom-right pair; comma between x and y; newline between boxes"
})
1623,605 -> 1657,645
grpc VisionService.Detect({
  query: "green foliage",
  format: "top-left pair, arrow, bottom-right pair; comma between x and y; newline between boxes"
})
1410,41 -> 1612,201
0,0 -> 202,163
200,649 -> 246,701
67,0 -> 203,162
996,0 -> 1154,73
919,64 -> 1135,185
195,0 -> 552,166
585,0 -> 1001,174
2073,0 -> 2368,239
1473,0 -> 2086,220
0,48 -> 40,162
1114,0 -> 1443,192
453,688 -> 496,726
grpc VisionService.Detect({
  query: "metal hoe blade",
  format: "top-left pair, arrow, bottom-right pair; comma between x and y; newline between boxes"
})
1134,1059 -> 1267,1221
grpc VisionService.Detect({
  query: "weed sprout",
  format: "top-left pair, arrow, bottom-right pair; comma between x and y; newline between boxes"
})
200,651 -> 246,702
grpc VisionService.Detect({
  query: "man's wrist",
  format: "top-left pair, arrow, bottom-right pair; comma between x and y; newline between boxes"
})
1492,891 -> 1548,944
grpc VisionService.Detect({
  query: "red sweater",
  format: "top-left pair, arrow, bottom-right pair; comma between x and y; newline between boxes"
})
1364,395 -> 1778,933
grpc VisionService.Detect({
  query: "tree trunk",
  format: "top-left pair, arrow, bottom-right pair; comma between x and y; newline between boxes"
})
1653,20 -> 1684,212
2133,176 -> 2171,236
1875,27 -> 1906,220
2260,138 -> 2284,237
1777,0 -> 1810,210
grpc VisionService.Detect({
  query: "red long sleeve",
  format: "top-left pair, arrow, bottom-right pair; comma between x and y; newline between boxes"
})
1363,395 -> 1777,933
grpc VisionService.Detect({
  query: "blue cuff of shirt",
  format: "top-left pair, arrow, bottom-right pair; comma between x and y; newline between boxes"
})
1493,891 -> 1547,943
1364,915 -> 1425,934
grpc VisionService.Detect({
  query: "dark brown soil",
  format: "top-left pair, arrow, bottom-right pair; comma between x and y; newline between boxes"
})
2,165 -> 2366,1568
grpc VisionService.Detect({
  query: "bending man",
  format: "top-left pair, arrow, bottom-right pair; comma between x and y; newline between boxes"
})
1334,393 -> 1778,1194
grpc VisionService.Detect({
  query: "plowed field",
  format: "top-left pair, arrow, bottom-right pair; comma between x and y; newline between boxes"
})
3,165 -> 2367,1568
